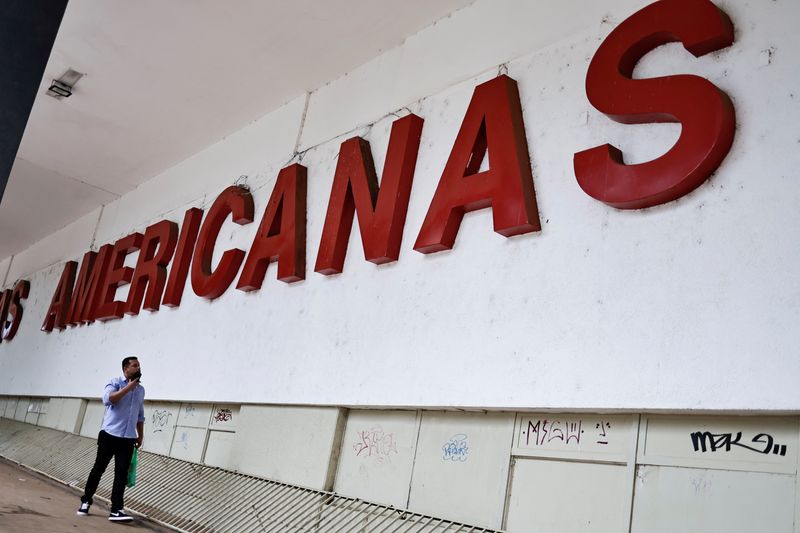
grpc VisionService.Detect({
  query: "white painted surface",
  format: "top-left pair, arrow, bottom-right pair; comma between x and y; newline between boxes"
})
513,413 -> 635,463
630,465 -> 795,533
639,416 -> 798,474
13,398 -> 28,422
0,0 -> 797,413
208,405 -> 239,431
231,405 -> 342,489
39,398 -> 86,433
5,208 -> 99,284
24,399 -> 43,425
56,398 -> 87,434
298,0 -> 643,151
3,398 -> 17,418
176,403 -> 212,429
170,426 -> 207,463
334,410 -> 419,508
203,430 -> 235,470
91,96 -> 306,248
505,458 -> 630,533
0,257 -> 11,287
37,399 -> 59,429
1,0 -> 472,260
142,402 -> 178,455
79,400 -> 105,438
407,411 -> 515,528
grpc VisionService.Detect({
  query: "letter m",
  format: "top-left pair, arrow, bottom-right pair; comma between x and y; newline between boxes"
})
690,431 -> 715,452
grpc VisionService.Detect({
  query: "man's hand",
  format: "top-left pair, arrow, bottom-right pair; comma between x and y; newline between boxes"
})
108,378 -> 139,404
136,421 -> 144,449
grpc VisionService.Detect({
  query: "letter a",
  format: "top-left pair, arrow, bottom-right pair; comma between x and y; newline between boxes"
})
414,75 -> 540,254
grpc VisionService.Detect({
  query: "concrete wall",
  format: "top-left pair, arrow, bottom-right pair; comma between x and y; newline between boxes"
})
1,398 -> 798,531
0,0 -> 797,412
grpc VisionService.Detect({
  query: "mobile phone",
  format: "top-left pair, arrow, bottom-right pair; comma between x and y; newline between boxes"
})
132,371 -> 142,381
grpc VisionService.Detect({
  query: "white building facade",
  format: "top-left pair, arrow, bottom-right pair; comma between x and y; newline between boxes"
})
1,0 -> 799,531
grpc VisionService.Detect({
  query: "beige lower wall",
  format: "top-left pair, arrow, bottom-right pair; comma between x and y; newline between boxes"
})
1,396 -> 798,532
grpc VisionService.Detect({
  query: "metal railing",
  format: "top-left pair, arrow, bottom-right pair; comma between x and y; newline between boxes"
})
0,418 -> 500,533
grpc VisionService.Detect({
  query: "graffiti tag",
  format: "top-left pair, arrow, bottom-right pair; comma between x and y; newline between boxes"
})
353,426 -> 398,464
690,431 -> 787,457
522,418 -> 613,447
151,410 -> 172,433
442,434 -> 469,461
175,430 -> 189,450
214,408 -> 233,423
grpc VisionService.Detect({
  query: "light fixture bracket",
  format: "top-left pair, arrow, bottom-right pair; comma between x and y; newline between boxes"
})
46,68 -> 84,100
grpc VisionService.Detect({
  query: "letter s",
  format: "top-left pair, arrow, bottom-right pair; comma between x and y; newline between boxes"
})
574,0 -> 735,209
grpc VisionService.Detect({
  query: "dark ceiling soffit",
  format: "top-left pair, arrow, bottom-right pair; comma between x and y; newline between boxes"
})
0,0 -> 69,204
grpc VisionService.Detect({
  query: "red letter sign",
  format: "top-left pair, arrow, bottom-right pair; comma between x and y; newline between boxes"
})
315,115 -> 423,274
126,220 -> 178,315
42,262 -> 77,332
237,164 -> 307,291
74,244 -> 114,324
66,251 -> 96,326
4,280 -> 30,341
0,289 -> 11,340
414,75 -> 540,253
94,233 -> 143,321
573,0 -> 735,209
163,207 -> 203,308
192,186 -> 254,299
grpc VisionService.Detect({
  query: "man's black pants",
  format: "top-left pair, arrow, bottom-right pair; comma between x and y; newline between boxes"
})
81,430 -> 136,512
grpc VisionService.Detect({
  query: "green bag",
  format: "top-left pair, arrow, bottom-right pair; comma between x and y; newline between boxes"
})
126,448 -> 138,488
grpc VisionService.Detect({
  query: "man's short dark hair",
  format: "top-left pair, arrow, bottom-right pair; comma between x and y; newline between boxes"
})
122,356 -> 138,370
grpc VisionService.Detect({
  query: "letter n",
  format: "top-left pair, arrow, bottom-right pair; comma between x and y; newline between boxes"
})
315,114 -> 423,274
414,75 -> 540,253
237,164 -> 307,291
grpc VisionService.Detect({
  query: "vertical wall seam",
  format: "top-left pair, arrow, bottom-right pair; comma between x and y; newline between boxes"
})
292,92 -> 312,157
500,413 -> 519,530
405,409 -> 424,509
323,407 -> 349,492
89,205 -> 105,250
793,419 -> 800,533
625,414 -> 644,533
1,254 -> 13,287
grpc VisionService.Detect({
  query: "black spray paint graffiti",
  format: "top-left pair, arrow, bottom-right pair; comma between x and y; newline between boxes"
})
214,408 -> 233,423
690,431 -> 787,456
151,410 -> 172,433
524,419 -> 613,447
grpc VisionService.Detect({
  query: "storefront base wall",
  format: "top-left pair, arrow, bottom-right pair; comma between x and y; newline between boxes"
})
3,395 -> 798,532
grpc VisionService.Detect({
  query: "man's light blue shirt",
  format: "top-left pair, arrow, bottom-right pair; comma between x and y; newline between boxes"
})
101,376 -> 145,439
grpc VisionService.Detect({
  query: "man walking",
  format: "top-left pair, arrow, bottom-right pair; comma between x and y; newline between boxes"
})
77,356 -> 145,522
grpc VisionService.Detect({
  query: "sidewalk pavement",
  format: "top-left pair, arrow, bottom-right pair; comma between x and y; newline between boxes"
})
0,457 -> 171,532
